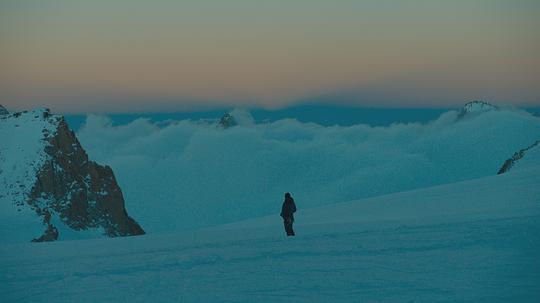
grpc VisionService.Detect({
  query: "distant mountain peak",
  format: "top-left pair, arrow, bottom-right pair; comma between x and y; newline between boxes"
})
218,113 -> 238,129
457,101 -> 498,119
216,109 -> 255,128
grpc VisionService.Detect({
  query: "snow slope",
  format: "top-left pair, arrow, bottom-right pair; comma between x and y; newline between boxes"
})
0,109 -> 56,204
1,167 -> 539,302
0,109 -> 59,242
76,106 -> 540,233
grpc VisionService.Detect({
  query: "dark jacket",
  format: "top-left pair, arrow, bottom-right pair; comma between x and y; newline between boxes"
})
280,197 -> 297,219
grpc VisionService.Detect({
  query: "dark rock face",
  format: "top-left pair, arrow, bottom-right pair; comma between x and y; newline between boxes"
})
218,113 -> 237,129
28,115 -> 144,241
31,211 -> 59,242
497,140 -> 540,175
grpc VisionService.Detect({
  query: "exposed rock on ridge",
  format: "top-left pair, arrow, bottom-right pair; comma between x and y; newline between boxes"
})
497,140 -> 540,175
457,101 -> 498,119
1,108 -> 144,242
218,113 -> 238,129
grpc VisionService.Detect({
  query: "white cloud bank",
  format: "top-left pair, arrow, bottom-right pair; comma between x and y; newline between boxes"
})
77,109 -> 540,233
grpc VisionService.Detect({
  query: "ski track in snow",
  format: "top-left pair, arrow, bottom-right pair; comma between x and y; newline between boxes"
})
1,168 -> 539,302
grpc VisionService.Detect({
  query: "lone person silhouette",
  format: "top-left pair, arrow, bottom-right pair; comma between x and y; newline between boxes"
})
280,192 -> 297,236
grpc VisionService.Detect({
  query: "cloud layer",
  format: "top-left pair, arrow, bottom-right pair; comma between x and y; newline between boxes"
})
77,109 -> 540,233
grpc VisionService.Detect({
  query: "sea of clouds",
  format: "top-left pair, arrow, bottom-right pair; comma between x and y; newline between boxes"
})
76,108 -> 540,233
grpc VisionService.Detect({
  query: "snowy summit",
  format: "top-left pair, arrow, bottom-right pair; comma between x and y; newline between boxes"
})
457,100 -> 498,118
218,113 -> 238,129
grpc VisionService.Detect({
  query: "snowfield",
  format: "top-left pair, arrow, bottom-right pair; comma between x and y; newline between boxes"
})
2,167 -> 539,302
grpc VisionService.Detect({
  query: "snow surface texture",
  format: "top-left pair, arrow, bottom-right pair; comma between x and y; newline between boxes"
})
1,167 -> 539,302
0,109 -> 58,242
76,107 -> 540,233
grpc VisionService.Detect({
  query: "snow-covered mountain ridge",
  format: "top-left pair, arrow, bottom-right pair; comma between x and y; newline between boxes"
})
457,100 -> 499,119
0,107 -> 144,243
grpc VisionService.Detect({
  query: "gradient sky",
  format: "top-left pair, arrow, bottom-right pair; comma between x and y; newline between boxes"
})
1,0 -> 539,112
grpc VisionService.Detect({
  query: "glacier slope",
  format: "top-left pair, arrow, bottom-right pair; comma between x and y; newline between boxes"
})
1,167 -> 539,302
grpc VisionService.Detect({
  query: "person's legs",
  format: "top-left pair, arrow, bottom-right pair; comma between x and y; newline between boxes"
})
283,219 -> 290,235
284,218 -> 294,236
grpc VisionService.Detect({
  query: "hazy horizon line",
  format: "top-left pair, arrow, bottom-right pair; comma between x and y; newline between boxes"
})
4,100 -> 540,116
4,95 -> 540,115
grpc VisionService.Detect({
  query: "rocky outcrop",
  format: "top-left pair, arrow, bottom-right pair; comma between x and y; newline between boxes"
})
0,108 -> 144,242
218,113 -> 238,129
457,101 -> 498,119
497,140 -> 540,175
27,113 -> 144,241
31,210 -> 59,242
